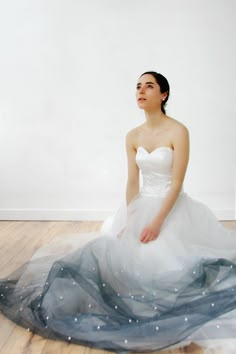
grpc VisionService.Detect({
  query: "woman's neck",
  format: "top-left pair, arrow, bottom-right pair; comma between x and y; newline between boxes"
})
144,109 -> 166,130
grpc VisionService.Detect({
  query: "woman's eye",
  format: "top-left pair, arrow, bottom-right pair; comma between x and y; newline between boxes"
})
136,85 -> 153,90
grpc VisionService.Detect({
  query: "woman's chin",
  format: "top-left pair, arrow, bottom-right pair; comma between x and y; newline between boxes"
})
137,102 -> 147,110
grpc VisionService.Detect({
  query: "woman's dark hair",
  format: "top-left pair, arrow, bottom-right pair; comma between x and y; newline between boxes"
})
140,71 -> 170,114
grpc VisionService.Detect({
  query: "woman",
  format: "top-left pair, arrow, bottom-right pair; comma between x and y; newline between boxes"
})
1,71 -> 236,354
126,71 -> 189,243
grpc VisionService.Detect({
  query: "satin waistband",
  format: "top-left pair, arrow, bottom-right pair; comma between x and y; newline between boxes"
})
139,186 -> 184,198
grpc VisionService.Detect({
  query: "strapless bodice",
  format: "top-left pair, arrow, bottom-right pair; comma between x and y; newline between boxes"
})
136,146 -> 184,197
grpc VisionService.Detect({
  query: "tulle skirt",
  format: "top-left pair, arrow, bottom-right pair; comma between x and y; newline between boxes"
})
1,191 -> 236,353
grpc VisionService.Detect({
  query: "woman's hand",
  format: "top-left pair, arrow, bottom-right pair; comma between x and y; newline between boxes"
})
117,227 -> 125,239
140,221 -> 162,243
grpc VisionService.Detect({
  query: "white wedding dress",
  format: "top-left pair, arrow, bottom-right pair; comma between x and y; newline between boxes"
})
0,146 -> 236,353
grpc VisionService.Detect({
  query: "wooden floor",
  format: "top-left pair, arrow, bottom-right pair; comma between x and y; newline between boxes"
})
0,220 -> 235,354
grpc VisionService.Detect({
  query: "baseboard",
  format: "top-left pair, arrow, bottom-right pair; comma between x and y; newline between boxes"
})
0,208 -> 235,221
0,209 -> 116,221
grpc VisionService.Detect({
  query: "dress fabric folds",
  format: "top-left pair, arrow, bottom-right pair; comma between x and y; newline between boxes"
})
1,146 -> 236,353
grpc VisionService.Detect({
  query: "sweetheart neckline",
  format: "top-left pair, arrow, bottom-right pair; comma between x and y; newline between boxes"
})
137,146 -> 174,154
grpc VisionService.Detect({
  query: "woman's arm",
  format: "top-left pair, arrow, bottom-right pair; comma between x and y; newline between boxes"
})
125,130 -> 140,206
140,125 -> 190,243
117,130 -> 140,239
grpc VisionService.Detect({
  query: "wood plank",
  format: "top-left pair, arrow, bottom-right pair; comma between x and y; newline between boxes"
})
0,221 -> 88,276
22,334 -> 47,354
41,339 -> 114,354
0,222 -> 54,276
0,324 -> 32,354
0,314 -> 17,351
41,339 -> 74,354
186,343 -> 204,353
221,221 -> 236,230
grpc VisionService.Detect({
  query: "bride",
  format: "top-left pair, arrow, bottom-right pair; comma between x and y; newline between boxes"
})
1,71 -> 236,354
124,71 -> 189,243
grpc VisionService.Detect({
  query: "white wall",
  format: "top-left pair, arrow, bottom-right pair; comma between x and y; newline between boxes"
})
0,0 -> 235,220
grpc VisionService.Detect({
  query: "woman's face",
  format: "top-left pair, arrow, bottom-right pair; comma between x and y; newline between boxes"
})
136,74 -> 166,111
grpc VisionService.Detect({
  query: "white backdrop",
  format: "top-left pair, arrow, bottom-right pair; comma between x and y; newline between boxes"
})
0,0 -> 235,220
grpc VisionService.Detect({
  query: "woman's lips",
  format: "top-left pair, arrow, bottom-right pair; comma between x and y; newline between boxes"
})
138,98 -> 146,102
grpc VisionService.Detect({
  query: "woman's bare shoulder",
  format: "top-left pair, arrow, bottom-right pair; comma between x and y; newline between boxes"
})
166,116 -> 189,132
126,124 -> 144,141
166,116 -> 189,150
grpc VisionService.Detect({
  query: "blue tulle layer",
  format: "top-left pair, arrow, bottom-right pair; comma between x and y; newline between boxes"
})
1,236 -> 236,353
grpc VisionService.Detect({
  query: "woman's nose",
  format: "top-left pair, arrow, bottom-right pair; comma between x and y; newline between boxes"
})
139,86 -> 145,93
